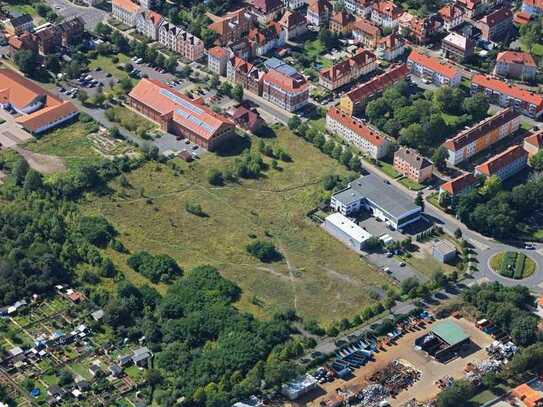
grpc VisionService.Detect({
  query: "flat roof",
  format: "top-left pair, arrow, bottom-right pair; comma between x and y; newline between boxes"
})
433,240 -> 456,255
431,320 -> 469,346
325,213 -> 373,243
333,174 -> 420,221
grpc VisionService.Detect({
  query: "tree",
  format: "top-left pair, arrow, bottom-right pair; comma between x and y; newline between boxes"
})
454,228 -> 462,239
165,57 -> 177,74
246,240 -> 281,262
399,123 -> 425,150
78,216 -> 116,247
529,150 -> 543,171
232,84 -> 244,102
14,50 -> 37,75
364,236 -> 383,252
207,169 -> 224,186
431,270 -> 448,288
288,116 -> 301,132
432,86 -> 463,115
95,21 -> 112,39
78,89 -> 89,104
436,380 -> 474,407
349,156 -> 362,172
463,93 -> 489,121
23,170 -> 44,193
415,192 -> 424,209
13,158 -> 29,186
432,146 -> 449,172
146,369 -> 164,386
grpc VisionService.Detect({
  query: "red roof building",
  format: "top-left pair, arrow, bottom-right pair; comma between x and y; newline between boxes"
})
262,63 -> 308,112
111,0 -> 141,26
376,33 -> 405,61
250,0 -> 284,23
476,7 -> 513,42
494,51 -> 537,81
407,50 -> 462,86
207,8 -> 256,46
370,1 -> 402,29
475,145 -> 528,180
339,63 -> 409,115
231,105 -> 265,133
521,0 -> 543,17
128,78 -> 235,150
439,173 -> 480,196
329,10 -> 356,34
524,129 -> 543,157
227,56 -> 263,96
306,0 -> 333,26
278,9 -> 307,41
326,106 -> 390,159
352,18 -> 382,48
439,4 -> 464,30
471,74 -> 543,118
319,49 -> 378,91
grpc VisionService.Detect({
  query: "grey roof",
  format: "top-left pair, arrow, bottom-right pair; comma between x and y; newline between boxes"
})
333,174 -> 420,221
91,309 -> 104,320
9,13 -> 33,26
433,240 -> 456,255
264,57 -> 298,77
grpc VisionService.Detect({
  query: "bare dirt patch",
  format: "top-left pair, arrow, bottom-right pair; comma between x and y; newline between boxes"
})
13,147 -> 66,174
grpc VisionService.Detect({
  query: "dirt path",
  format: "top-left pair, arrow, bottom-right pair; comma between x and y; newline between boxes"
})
13,147 -> 66,174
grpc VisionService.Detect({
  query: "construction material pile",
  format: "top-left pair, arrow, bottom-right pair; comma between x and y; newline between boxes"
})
355,384 -> 389,406
465,359 -> 502,382
486,341 -> 518,361
368,360 -> 421,396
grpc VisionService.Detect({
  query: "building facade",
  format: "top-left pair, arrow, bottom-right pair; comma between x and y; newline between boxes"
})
443,108 -> 521,165
158,22 -> 204,61
207,47 -> 230,76
476,7 -> 513,42
393,147 -> 433,183
524,130 -> 543,158
441,32 -> 474,62
439,173 -> 479,198
329,10 -> 356,34
306,0 -> 333,26
326,107 -> 390,159
5,13 -> 33,36
370,1 -> 402,29
493,51 -> 537,81
207,8 -> 256,46
319,49 -> 377,91
227,57 -> 263,95
407,50 -> 462,87
439,4 -> 464,30
135,10 -> 163,41
111,0 -> 141,27
475,145 -> 528,181
352,18 -> 381,48
376,33 -> 405,61
278,9 -> 307,40
261,58 -> 309,112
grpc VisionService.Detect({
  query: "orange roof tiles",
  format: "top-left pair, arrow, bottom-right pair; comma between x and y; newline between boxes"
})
512,383 -> 543,407
278,9 -> 306,29
15,101 -> 78,132
475,145 -> 527,176
344,64 -> 408,103
129,78 -> 234,140
320,49 -> 376,82
353,17 -> 381,36
408,50 -> 460,79
496,50 -> 536,67
208,46 -> 229,60
514,11 -> 533,24
378,33 -> 404,49
330,10 -> 355,26
479,7 -> 513,27
372,0 -> 402,18
0,68 -> 53,110
472,74 -> 543,109
327,106 -> 387,146
443,108 -> 520,151
112,0 -> 140,13
263,69 -> 308,92
307,0 -> 333,16
525,129 -> 543,148
440,173 -> 479,195
439,4 -> 464,20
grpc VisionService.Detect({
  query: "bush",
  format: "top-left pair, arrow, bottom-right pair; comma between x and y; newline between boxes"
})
185,202 -> 207,217
127,251 -> 182,283
78,216 -> 115,246
246,240 -> 282,263
207,169 -> 224,186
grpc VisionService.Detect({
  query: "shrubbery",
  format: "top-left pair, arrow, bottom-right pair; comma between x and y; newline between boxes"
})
127,251 -> 182,283
246,240 -> 282,262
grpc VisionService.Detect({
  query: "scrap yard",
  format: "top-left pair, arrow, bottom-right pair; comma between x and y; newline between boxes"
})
304,317 -> 495,406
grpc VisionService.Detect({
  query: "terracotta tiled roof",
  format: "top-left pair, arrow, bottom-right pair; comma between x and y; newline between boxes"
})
353,17 -> 381,36
278,9 -> 306,29
524,129 -> 543,148
344,64 -> 408,103
407,50 -> 460,79
330,10 -> 355,26
16,101 -> 78,132
0,68 -> 54,110
496,50 -> 536,67
443,108 -> 520,151
208,46 -> 229,59
378,33 -> 404,49
320,49 -> 376,82
439,4 -> 464,20
512,383 -> 543,407
478,7 -> 513,27
251,0 -> 283,14
472,74 -> 543,109
232,106 -> 264,130
147,10 -> 163,26
307,0 -> 333,15
327,106 -> 387,146
128,78 -> 234,140
263,69 -> 308,92
457,0 -> 479,11
440,173 -> 479,195
523,0 -> 543,8
475,145 -> 527,176
112,0 -> 140,13
514,11 -> 533,25
395,147 -> 432,170
372,1 -> 402,18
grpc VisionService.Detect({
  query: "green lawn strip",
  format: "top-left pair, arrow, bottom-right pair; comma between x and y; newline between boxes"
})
522,256 -> 536,278
398,176 -> 425,191
515,253 -> 526,279
377,161 -> 401,179
88,54 -> 134,82
82,127 -> 384,322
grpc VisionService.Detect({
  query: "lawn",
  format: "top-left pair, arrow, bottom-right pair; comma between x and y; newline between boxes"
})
401,251 -> 457,279
5,3 -> 45,25
377,160 -> 401,179
23,121 -> 102,171
88,54 -> 133,82
82,127 -> 386,323
398,176 -> 425,191
532,43 -> 543,57
533,229 -> 543,240
490,251 -> 536,279
106,106 -> 156,134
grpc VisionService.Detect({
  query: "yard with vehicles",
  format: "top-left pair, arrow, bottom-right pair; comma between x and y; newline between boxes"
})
490,251 -> 536,280
81,126 -> 388,322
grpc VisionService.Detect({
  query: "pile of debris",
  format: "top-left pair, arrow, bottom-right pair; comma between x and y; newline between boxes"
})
355,384 -> 389,406
368,360 -> 421,396
486,341 -> 517,361
464,359 -> 502,382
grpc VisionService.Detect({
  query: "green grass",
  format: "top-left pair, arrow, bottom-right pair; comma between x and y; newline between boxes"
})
304,39 -> 325,61
5,4 -> 45,25
533,229 -> 543,240
402,253 -> 457,279
82,127 -> 386,322
88,54 -> 133,82
106,106 -> 156,134
378,161 -> 401,179
125,365 -> 144,381
398,176 -> 425,191
491,251 -> 536,279
23,121 -> 101,171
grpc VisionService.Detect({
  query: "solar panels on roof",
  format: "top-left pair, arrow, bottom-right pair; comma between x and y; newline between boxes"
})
159,88 -> 203,115
264,57 -> 298,78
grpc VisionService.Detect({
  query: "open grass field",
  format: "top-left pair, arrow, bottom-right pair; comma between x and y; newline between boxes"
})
398,176 -> 425,191
23,121 -> 102,171
490,251 -> 536,279
82,127 -> 386,322
106,106 -> 156,134
88,54 -> 133,82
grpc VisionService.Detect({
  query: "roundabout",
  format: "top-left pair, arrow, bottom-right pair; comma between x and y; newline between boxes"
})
489,251 -> 537,280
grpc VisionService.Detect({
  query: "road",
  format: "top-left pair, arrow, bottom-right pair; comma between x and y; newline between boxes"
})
45,0 -> 107,30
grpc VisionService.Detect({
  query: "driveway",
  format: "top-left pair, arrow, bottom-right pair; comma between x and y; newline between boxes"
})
0,109 -> 33,148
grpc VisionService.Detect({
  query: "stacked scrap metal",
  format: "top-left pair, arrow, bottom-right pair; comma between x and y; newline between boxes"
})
356,384 -> 389,406
368,361 -> 421,396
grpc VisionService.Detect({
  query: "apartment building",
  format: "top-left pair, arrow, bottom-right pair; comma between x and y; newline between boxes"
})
247,22 -> 286,57
376,33 -> 405,61
283,0 -> 306,9
261,58 -> 308,112
456,0 -> 485,18
128,79 -> 235,150
406,15 -> 443,45
278,9 -> 307,40
407,50 -> 462,87
8,32 -> 38,58
250,0 -> 284,23
345,0 -> 374,16
306,0 -> 333,26
111,0 -> 141,27
442,108 -> 521,165
339,63 -> 409,116
207,8 -> 256,46
34,24 -> 62,55
471,74 -> 543,118
158,22 -> 204,61
319,49 -> 377,91
524,129 -> 543,158
475,145 -> 528,181
352,18 -> 381,48
439,4 -> 464,30
439,173 -> 479,197
329,10 -> 356,34
370,1 -> 402,29
227,56 -> 264,95
476,7 -> 513,42
393,147 -> 433,183
442,32 -> 474,62
58,16 -> 85,47
4,13 -> 33,36
207,47 -> 230,76
135,10 -> 163,41
493,51 -> 537,81
521,0 -> 543,16
326,107 -> 390,159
